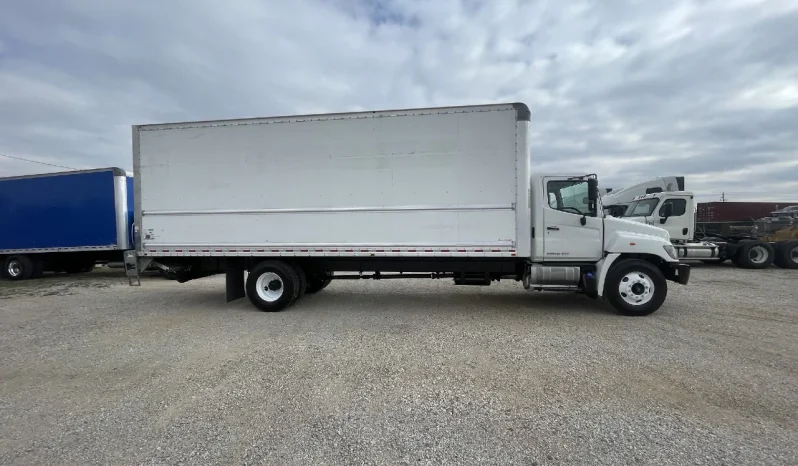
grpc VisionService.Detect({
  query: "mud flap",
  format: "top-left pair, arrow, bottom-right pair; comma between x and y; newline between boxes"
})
666,263 -> 691,285
226,259 -> 246,302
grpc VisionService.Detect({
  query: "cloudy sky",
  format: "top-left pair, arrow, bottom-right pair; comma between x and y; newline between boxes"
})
1,0 -> 796,201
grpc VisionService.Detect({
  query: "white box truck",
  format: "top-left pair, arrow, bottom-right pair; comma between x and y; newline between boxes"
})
125,103 -> 690,316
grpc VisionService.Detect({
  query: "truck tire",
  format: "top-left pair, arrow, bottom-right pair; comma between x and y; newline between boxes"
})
774,241 -> 798,269
735,241 -> 775,269
604,259 -> 667,316
305,272 -> 332,294
4,255 -> 34,280
245,260 -> 300,312
290,263 -> 307,304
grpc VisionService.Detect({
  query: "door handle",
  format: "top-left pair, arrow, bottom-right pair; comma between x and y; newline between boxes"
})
547,226 -> 560,231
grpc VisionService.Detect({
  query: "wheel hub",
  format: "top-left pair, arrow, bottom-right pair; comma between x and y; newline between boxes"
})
255,272 -> 285,303
7,260 -> 21,278
619,272 -> 655,306
748,245 -> 768,264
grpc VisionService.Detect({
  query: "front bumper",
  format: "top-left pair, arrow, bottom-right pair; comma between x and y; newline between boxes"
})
665,263 -> 690,285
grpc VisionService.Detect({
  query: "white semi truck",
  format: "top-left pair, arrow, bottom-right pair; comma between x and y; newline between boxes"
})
124,103 -> 689,316
602,176 -> 684,217
604,182 -> 798,269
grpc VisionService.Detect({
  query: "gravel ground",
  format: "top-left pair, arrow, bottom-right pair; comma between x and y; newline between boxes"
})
0,264 -> 796,465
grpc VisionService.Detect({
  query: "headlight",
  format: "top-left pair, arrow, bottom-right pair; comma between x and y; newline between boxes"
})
663,244 -> 678,260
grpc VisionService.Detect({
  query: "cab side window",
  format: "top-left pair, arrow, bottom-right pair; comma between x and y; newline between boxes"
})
547,180 -> 593,216
660,198 -> 686,217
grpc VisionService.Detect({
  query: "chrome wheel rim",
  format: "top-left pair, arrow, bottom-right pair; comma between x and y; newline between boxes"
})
255,272 -> 284,302
748,245 -> 768,264
790,246 -> 798,264
618,272 -> 654,306
7,260 -> 22,278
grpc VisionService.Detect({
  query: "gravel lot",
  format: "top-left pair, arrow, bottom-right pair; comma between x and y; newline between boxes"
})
1,264 -> 796,465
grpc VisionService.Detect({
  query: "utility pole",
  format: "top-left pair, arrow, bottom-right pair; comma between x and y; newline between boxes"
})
720,192 -> 726,202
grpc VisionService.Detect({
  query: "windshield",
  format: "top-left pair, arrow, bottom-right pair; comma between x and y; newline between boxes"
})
624,198 -> 659,217
604,203 -> 630,217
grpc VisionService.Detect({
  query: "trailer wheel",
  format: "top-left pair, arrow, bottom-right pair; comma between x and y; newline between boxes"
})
305,272 -> 332,294
774,241 -> 798,269
735,241 -> 775,269
4,255 -> 35,280
245,261 -> 300,312
604,259 -> 667,316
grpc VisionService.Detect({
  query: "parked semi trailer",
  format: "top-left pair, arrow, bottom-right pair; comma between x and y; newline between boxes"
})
124,103 -> 689,316
697,201 -> 795,223
1,167 -> 134,280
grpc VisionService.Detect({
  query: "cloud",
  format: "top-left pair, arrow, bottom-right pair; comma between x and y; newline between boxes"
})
1,0 -> 797,202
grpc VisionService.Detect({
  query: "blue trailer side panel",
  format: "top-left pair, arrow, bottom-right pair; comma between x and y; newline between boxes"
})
0,170 -> 121,251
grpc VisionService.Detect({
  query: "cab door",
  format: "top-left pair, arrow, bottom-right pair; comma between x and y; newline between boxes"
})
542,177 -> 603,261
648,195 -> 691,240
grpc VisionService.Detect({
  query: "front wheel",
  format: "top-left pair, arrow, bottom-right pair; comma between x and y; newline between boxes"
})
604,259 -> 668,316
245,261 -> 300,312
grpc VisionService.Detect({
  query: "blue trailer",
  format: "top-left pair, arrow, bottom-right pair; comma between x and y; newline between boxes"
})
0,167 -> 134,280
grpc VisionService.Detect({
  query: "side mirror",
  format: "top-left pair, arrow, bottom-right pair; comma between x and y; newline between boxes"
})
587,178 -> 599,201
660,203 -> 673,223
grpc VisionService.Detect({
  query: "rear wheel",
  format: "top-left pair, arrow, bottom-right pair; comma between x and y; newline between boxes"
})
604,259 -> 667,316
774,241 -> 798,269
290,263 -> 307,304
735,241 -> 774,269
4,255 -> 34,280
245,261 -> 300,312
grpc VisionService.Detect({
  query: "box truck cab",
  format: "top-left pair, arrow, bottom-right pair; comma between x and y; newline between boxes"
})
537,175 -> 680,262
126,103 -> 689,316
